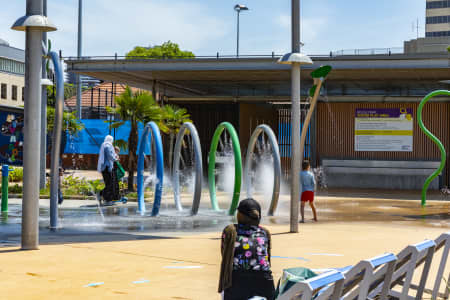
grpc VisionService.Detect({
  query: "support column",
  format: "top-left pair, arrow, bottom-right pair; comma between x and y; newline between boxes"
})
290,0 -> 301,233
40,0 -> 47,189
22,0 -> 44,250
290,64 -> 301,233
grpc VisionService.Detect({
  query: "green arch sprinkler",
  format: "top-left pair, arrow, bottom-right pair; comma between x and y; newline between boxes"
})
418,90 -> 450,206
208,122 -> 242,215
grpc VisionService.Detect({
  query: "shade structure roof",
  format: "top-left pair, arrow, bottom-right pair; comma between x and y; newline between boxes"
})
66,53 -> 450,101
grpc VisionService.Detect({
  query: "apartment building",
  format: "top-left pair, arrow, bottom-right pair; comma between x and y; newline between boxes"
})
0,38 -> 25,107
426,0 -> 450,37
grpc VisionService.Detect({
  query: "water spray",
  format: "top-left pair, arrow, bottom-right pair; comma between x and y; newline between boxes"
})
243,124 -> 281,216
173,122 -> 203,215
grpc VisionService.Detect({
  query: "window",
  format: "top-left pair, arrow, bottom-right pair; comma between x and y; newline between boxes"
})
22,87 -> 24,101
427,0 -> 450,9
12,85 -> 17,101
1,84 -> 6,99
426,15 -> 450,24
426,30 -> 450,37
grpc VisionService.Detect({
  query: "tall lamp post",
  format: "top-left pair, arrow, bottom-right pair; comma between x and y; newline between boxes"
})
12,0 -> 57,250
76,0 -> 83,119
234,4 -> 249,57
278,0 -> 313,233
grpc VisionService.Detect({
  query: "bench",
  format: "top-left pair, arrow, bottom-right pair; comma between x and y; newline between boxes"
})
322,160 -> 442,190
276,232 -> 450,300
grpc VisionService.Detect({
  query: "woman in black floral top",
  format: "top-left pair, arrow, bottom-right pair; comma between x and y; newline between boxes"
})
218,198 -> 275,300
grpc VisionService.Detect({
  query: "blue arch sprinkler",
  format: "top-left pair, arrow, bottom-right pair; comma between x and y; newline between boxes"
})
136,121 -> 164,216
417,90 -> 450,206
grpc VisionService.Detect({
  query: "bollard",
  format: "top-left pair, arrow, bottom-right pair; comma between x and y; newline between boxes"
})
2,165 -> 9,212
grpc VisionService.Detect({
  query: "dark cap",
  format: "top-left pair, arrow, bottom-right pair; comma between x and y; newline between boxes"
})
237,198 -> 261,221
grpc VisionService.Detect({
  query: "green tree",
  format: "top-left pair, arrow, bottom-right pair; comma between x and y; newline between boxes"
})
47,107 -> 84,136
162,104 -> 192,173
108,86 -> 167,191
46,83 -> 78,107
126,41 -> 195,59
47,107 -> 84,161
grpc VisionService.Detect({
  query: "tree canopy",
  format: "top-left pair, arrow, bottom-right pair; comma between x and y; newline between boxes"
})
125,41 -> 195,59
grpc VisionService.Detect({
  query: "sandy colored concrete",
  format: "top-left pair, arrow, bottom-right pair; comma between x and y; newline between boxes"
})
0,219 -> 449,299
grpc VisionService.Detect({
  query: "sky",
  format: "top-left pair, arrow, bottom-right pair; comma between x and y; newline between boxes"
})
0,0 -> 426,57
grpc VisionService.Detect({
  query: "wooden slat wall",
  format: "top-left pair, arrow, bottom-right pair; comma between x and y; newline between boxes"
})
316,102 -> 450,186
277,108 -> 312,180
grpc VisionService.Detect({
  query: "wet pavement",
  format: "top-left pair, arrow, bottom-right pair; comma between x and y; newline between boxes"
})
1,190 -> 448,245
0,190 -> 448,300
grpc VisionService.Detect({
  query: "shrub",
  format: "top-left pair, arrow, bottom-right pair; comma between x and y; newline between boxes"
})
8,184 -> 22,194
62,175 -> 96,196
87,179 -> 105,194
9,167 -> 23,182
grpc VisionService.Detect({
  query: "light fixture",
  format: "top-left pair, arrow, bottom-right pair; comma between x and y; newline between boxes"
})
277,52 -> 313,65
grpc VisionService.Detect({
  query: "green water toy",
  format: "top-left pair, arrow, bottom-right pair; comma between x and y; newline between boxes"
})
208,122 -> 242,215
417,90 -> 450,206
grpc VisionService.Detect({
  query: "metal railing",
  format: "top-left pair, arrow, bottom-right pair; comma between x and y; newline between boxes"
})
63,47 -> 410,61
331,47 -> 403,56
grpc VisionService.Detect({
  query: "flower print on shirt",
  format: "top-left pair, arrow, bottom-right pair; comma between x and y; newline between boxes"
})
232,224 -> 271,271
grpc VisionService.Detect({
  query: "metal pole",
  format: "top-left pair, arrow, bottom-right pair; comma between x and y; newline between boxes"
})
236,10 -> 240,57
2,165 -> 9,212
40,0 -> 47,189
49,52 -> 64,229
76,0 -> 82,119
290,0 -> 301,233
22,0 -> 44,250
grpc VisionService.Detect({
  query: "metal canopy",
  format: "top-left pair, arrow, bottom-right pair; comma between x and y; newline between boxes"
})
66,54 -> 450,99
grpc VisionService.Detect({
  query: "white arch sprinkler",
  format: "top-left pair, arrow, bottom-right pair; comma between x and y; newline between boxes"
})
243,124 -> 281,216
172,122 -> 203,215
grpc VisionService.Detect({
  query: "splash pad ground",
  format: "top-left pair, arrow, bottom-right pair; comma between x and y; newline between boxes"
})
0,189 -> 449,299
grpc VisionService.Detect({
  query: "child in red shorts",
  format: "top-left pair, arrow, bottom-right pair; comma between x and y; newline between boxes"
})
300,161 -> 317,223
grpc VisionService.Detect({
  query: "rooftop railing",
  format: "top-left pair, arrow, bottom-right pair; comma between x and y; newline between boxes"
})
63,47 -> 408,61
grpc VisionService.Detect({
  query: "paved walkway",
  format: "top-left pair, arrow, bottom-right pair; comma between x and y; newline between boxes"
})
0,222 -> 448,299
1,177 -> 449,299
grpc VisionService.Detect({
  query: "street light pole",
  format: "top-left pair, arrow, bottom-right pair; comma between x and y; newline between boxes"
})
12,0 -> 57,250
236,9 -> 240,57
234,4 -> 248,57
76,0 -> 82,119
40,0 -> 47,190
290,0 -> 301,233
279,1 -> 312,234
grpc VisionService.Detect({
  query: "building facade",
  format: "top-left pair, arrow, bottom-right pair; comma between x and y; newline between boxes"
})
0,39 -> 25,108
404,0 -> 450,53
426,0 -> 450,37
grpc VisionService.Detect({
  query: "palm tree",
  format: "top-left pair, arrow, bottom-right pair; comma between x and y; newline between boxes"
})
162,104 -> 192,173
109,86 -> 166,191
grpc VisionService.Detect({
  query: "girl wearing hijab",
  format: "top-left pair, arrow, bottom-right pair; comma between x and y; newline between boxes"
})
219,198 -> 275,300
97,135 -> 117,205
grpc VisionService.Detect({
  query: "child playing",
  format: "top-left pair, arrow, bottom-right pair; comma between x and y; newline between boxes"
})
300,161 -> 317,223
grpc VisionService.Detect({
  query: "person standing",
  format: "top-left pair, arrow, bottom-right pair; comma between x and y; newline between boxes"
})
218,198 -> 275,300
97,135 -> 117,205
300,161 -> 318,223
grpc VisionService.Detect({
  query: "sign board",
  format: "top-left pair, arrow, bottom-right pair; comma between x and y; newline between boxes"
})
355,108 -> 413,152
